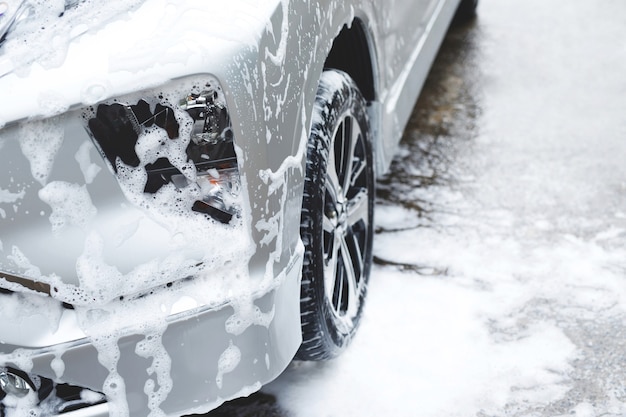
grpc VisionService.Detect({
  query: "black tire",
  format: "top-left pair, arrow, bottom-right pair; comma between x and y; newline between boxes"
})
296,70 -> 374,360
453,0 -> 478,24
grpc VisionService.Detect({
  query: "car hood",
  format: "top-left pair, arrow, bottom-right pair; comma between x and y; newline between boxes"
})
0,0 -> 280,126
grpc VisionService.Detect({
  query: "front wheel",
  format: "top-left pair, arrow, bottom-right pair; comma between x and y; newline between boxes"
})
297,70 -> 374,361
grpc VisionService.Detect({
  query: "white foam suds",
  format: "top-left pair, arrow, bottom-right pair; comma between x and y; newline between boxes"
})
6,246 -> 61,287
1,390 -> 39,417
1,0 -> 145,78
18,117 -> 65,186
0,348 -> 35,373
0,188 -> 25,204
135,324 -> 172,416
80,389 -> 106,404
72,302 -> 146,417
225,294 -> 276,336
215,341 -> 242,390
38,181 -> 97,232
50,352 -> 66,380
75,142 -> 102,184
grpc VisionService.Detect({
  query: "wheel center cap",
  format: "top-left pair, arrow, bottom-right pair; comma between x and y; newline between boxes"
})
338,210 -> 348,227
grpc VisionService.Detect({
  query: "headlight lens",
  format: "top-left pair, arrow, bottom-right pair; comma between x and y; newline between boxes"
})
85,76 -> 241,224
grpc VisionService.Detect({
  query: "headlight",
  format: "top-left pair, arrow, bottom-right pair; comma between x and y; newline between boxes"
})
85,76 -> 240,224
0,368 -> 32,399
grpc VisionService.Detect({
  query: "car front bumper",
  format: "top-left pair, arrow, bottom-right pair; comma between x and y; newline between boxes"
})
0,244 -> 303,417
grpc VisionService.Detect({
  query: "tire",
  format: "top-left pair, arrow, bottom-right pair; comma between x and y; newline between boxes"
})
296,70 -> 374,360
453,0 -> 478,24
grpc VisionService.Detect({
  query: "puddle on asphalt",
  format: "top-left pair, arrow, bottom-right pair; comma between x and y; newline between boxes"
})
374,20 -> 481,269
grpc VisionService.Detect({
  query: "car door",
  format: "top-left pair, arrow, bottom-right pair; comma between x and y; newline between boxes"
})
379,0 -> 439,89
375,0 -> 456,169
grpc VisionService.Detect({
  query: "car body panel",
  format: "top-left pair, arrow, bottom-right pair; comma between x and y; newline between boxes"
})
0,0 -> 461,415
1,261 -> 302,416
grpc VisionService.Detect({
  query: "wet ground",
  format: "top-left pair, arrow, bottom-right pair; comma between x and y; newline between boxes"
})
207,0 -> 626,415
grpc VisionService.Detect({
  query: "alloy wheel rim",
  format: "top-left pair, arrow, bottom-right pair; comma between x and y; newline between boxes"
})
322,111 -> 370,329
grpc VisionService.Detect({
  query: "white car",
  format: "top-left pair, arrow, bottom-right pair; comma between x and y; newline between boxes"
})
0,0 -> 476,415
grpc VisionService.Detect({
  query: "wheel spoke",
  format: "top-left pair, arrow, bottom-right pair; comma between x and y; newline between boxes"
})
339,234 -> 360,317
350,157 -> 366,190
344,227 -> 364,280
346,188 -> 368,229
348,118 -> 365,188
340,118 -> 357,195
333,252 -> 345,311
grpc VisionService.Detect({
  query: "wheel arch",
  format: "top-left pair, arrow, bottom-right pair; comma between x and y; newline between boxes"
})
323,18 -> 378,103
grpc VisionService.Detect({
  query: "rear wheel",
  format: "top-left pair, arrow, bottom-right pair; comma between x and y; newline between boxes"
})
297,70 -> 374,360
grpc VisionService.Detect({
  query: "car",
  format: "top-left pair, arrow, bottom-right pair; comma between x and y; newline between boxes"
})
0,0 -> 476,415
